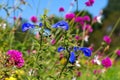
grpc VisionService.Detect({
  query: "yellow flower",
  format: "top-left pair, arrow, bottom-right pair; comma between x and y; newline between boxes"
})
15,70 -> 25,75
60,58 -> 67,65
5,76 -> 17,80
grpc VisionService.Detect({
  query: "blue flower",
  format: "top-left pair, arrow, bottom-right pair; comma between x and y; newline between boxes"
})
57,46 -> 65,53
73,46 -> 79,52
52,21 -> 69,30
22,23 -> 34,32
69,52 -> 76,64
39,22 -> 43,27
79,47 -> 91,57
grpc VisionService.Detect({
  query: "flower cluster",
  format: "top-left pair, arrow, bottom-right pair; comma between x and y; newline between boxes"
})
6,50 -> 24,68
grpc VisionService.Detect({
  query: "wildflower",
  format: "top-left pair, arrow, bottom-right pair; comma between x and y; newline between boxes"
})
59,7 -> 65,12
93,15 -> 102,23
51,39 -> 56,45
59,53 -> 64,59
103,35 -> 111,44
22,22 -> 34,32
65,13 -> 75,20
52,21 -> 69,30
60,57 -> 67,64
83,15 -> 90,22
30,16 -> 38,23
83,24 -> 93,33
73,46 -> 79,52
75,61 -> 81,67
79,47 -> 92,57
116,50 -> 120,56
85,0 -> 95,7
57,46 -> 65,52
69,52 -> 76,64
84,35 -> 89,42
39,22 -> 43,27
93,55 -> 101,65
75,35 -> 81,41
76,71 -> 81,77
7,50 -> 24,68
102,57 -> 112,68
5,76 -> 17,80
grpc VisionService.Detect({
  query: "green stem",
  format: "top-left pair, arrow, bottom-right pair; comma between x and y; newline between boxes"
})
109,17 -> 120,37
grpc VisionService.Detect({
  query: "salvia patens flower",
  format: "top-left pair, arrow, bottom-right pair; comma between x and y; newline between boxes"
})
85,0 -> 94,6
57,46 -> 65,53
103,35 -> 111,44
39,22 -> 43,27
102,57 -> 112,68
79,47 -> 92,57
65,13 -> 75,20
22,22 -> 34,32
59,7 -> 65,12
52,21 -> 69,30
69,52 -> 76,64
6,50 -> 24,68
116,50 -> 120,56
73,46 -> 79,52
30,16 -> 38,23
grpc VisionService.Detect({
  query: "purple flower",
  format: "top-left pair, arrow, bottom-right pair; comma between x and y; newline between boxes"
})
52,21 -> 69,30
103,35 -> 111,44
102,57 -> 112,68
59,7 -> 65,12
75,16 -> 83,23
22,22 -> 34,32
116,50 -> 120,56
7,50 -> 24,68
85,0 -> 94,6
69,52 -> 76,64
79,47 -> 92,57
30,16 -> 38,23
65,13 -> 75,20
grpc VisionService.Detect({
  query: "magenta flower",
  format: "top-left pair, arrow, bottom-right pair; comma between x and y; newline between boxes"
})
116,50 -> 120,56
83,24 -> 93,33
75,16 -> 83,23
85,0 -> 95,6
65,13 -> 75,20
83,15 -> 90,22
51,39 -> 56,45
102,57 -> 112,68
103,35 -> 111,44
59,7 -> 65,12
7,50 -> 24,68
30,16 -> 38,23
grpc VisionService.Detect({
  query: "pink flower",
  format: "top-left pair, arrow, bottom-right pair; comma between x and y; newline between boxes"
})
75,16 -> 83,23
59,7 -> 65,12
51,39 -> 56,45
7,50 -> 24,68
85,0 -> 94,6
30,16 -> 38,23
102,57 -> 112,68
75,35 -> 81,41
83,15 -> 90,22
103,35 -> 111,44
65,13 -> 75,20
83,24 -> 93,33
116,50 -> 120,56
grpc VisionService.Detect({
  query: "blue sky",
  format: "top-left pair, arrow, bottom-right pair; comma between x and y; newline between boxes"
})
0,0 -> 108,23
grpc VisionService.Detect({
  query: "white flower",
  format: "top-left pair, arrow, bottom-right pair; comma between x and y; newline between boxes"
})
93,55 -> 101,65
96,15 -> 102,24
72,77 -> 76,80
75,61 -> 81,67
84,35 -> 89,42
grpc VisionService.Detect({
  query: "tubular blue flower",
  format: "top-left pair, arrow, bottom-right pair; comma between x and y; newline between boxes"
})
69,52 -> 76,64
57,46 -> 65,53
79,47 -> 91,57
52,21 -> 69,30
39,22 -> 43,27
22,22 -> 34,32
